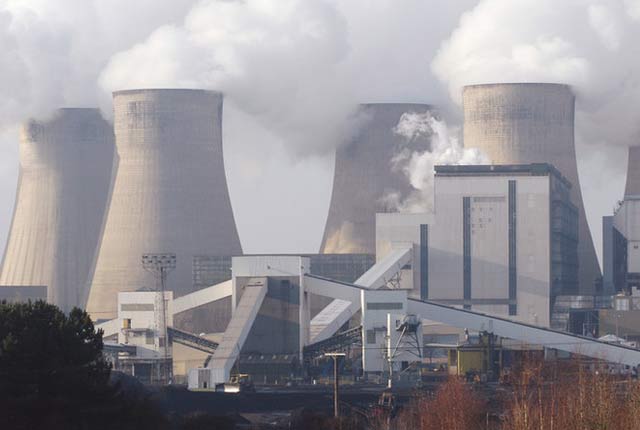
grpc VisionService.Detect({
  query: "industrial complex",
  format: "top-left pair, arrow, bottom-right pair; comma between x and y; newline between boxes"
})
2,82 -> 640,395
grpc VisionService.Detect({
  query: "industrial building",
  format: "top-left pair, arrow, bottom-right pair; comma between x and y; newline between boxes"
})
86,89 -> 242,321
463,83 -> 601,294
428,164 -> 578,327
98,251 -> 640,389
0,109 -> 114,311
372,164 -> 578,328
320,103 -> 434,254
605,145 -> 640,294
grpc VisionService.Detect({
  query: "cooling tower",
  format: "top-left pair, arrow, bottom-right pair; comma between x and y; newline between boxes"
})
86,89 -> 242,320
0,109 -> 115,311
462,83 -> 601,293
625,145 -> 640,198
320,103 -> 433,254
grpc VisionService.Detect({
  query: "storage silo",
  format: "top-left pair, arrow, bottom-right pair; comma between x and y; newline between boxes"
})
320,103 -> 433,254
462,83 -> 601,293
0,108 -> 115,311
86,89 -> 242,320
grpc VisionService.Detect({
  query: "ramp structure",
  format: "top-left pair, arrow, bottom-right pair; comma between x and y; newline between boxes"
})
203,278 -> 268,384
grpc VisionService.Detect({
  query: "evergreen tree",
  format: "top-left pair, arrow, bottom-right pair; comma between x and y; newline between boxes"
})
0,300 -> 166,430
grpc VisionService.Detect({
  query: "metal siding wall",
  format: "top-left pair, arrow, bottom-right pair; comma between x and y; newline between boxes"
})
420,224 -> 429,300
508,180 -> 517,315
463,197 -> 471,309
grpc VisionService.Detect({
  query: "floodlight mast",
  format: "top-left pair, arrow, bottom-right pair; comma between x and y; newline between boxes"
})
325,352 -> 346,417
142,253 -> 176,385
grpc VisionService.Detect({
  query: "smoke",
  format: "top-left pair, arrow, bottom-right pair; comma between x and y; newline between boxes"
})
0,0 -> 197,128
0,0 -> 478,254
99,0 -> 359,155
381,112 -> 488,213
98,0 -> 479,156
432,0 -> 640,149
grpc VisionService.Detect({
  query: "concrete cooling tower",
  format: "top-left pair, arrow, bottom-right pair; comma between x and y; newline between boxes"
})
86,89 -> 242,320
462,83 -> 601,294
0,109 -> 115,311
625,145 -> 640,198
320,103 -> 433,254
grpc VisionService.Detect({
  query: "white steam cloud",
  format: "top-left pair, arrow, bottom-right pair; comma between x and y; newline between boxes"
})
0,0 -> 197,128
0,0 -> 477,253
432,0 -> 640,149
382,112 -> 488,213
99,0 -> 359,154
98,0 -> 477,155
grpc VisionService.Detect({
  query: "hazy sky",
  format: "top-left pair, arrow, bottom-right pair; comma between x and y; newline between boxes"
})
1,0 -> 638,267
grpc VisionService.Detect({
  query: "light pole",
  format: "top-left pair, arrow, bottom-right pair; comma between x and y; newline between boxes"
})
142,253 -> 176,385
325,353 -> 346,418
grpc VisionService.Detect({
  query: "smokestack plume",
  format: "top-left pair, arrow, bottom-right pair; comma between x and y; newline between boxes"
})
462,83 -> 601,293
86,89 -> 242,319
0,109 -> 115,311
320,103 -> 433,254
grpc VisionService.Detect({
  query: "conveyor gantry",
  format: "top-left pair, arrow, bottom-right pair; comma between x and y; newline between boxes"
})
303,325 -> 363,363
167,327 -> 219,355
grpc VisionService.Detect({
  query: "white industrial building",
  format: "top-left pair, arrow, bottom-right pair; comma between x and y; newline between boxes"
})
601,145 -> 640,296
427,164 -> 578,327
375,164 -> 578,328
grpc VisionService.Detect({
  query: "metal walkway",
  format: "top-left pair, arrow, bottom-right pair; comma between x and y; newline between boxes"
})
167,327 -> 219,355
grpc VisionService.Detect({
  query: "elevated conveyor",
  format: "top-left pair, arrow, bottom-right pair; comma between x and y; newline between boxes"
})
167,327 -> 219,355
205,278 -> 268,384
172,280 -> 232,315
353,247 -> 412,288
407,298 -> 640,367
308,248 -> 411,342
305,274 -> 640,366
309,299 -> 355,343
303,326 -> 362,363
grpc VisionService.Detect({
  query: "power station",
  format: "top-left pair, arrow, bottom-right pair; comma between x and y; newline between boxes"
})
3,83 -> 637,393
320,103 -> 433,254
462,83 -> 601,294
86,89 -> 242,320
0,108 -> 114,311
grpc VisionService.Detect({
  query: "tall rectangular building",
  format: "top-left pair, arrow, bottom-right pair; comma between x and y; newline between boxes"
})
427,164 -> 578,327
